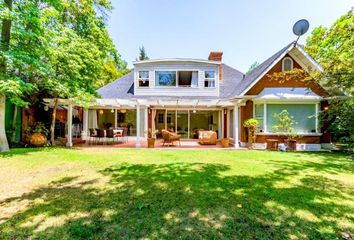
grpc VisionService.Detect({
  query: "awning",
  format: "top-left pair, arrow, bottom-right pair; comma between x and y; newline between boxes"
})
256,88 -> 321,100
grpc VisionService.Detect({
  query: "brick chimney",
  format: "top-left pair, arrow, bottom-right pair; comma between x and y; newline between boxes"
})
208,51 -> 223,80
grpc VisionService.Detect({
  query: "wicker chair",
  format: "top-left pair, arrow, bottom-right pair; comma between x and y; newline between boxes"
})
198,130 -> 217,145
95,128 -> 105,144
106,129 -> 115,144
88,128 -> 97,144
161,129 -> 181,147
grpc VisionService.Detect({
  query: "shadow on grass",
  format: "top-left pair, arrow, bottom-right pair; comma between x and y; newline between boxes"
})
0,155 -> 353,239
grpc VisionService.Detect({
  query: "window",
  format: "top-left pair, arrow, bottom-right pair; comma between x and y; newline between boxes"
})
266,104 -> 316,133
158,113 -> 164,124
155,71 -> 176,87
204,70 -> 216,88
138,71 -> 149,87
178,71 -> 198,87
254,104 -> 264,132
282,57 -> 293,71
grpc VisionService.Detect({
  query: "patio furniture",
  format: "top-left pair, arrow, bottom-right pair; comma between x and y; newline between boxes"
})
266,139 -> 279,151
88,128 -> 97,144
198,130 -> 217,145
106,129 -> 115,144
161,129 -> 181,146
96,128 -> 105,144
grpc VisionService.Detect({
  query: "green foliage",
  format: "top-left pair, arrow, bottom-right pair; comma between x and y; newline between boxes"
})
272,110 -> 297,138
1,0 -> 128,106
246,61 -> 260,74
243,118 -> 259,128
306,10 -> 354,145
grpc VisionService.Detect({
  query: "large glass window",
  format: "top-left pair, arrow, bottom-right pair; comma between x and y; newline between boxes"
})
155,71 -> 176,87
254,104 -> 264,132
266,104 -> 316,133
204,70 -> 216,88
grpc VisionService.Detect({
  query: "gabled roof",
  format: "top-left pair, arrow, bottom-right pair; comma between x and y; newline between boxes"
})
234,41 -> 323,97
97,64 -> 244,100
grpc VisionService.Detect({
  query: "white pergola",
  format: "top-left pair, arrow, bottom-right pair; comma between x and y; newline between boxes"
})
44,98 -> 244,148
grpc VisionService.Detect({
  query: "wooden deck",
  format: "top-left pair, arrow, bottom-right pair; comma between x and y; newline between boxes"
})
73,138 -> 236,149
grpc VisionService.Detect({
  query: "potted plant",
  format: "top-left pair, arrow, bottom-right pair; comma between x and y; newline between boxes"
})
272,110 -> 298,151
243,118 -> 259,149
146,128 -> 158,148
221,138 -> 229,148
28,122 -> 48,147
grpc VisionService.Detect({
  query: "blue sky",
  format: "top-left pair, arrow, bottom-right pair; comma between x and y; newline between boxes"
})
107,0 -> 353,72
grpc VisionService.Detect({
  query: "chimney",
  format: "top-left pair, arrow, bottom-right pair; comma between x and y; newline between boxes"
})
208,51 -> 223,80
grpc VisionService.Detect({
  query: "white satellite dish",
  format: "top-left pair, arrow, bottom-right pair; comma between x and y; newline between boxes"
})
292,19 -> 309,45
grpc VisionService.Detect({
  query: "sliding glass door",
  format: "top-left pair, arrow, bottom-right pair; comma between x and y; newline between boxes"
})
153,109 -> 221,139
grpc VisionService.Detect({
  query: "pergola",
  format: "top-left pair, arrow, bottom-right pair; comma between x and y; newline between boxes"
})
44,98 -> 244,148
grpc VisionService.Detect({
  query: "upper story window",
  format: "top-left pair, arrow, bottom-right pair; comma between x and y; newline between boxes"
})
155,71 -> 198,87
282,57 -> 293,71
204,70 -> 216,88
155,71 -> 177,87
138,71 -> 149,87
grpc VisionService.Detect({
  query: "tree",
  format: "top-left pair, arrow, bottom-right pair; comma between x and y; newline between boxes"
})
246,61 -> 260,74
137,46 -> 149,60
1,0 -> 128,148
306,10 -> 354,146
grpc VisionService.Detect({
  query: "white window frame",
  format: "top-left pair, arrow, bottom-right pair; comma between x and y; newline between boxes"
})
155,70 -> 178,88
253,101 -> 321,135
138,71 -> 150,88
204,70 -> 216,88
282,57 -> 294,72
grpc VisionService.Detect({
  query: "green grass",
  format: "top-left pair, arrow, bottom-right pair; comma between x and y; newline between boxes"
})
0,148 -> 353,239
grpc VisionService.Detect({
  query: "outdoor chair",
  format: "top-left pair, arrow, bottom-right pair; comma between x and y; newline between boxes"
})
95,128 -> 105,144
106,129 -> 115,144
88,128 -> 97,144
161,129 -> 181,147
198,130 -> 217,145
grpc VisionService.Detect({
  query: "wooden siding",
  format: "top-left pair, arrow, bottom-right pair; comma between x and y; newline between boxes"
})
245,54 -> 328,97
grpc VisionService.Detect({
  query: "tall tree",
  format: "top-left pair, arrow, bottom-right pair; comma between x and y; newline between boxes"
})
138,45 -> 149,60
0,0 -> 12,151
306,9 -> 354,146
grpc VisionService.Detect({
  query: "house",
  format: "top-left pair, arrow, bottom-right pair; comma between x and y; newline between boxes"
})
56,41 -> 331,150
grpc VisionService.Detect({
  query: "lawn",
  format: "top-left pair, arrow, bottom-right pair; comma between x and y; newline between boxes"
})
0,148 -> 353,239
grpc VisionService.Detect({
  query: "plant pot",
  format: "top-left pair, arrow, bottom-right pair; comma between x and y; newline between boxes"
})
286,139 -> 297,151
221,138 -> 229,148
147,138 -> 156,148
30,133 -> 47,147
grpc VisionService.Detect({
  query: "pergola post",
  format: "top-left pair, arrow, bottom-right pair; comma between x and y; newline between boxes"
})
144,107 -> 148,138
114,109 -> 118,129
82,108 -> 88,140
233,105 -> 239,149
136,103 -> 141,148
66,104 -> 73,147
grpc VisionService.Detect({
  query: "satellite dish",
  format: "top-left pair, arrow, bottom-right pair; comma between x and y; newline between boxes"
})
292,19 -> 309,45
293,19 -> 309,36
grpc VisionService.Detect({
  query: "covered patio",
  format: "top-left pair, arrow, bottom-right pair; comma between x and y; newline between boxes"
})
44,98 -> 245,149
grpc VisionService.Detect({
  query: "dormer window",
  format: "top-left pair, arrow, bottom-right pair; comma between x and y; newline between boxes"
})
138,71 -> 149,87
204,70 -> 216,88
282,57 -> 293,71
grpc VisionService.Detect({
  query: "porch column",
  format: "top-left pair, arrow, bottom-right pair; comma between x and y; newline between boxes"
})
82,108 -> 88,140
114,109 -> 118,128
66,104 -> 73,147
136,104 -> 141,148
233,105 -> 239,149
144,107 -> 148,138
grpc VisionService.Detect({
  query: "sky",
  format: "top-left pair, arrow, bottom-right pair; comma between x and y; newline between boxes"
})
107,0 -> 353,72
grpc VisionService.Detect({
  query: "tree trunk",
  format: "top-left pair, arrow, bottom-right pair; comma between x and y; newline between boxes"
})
0,0 -> 13,152
11,105 -> 17,143
50,98 -> 58,146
